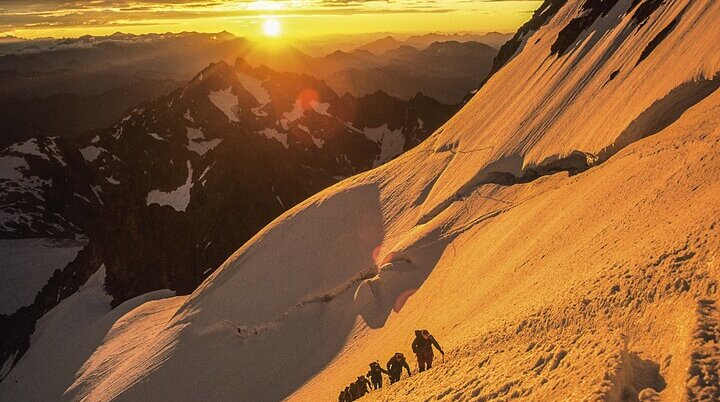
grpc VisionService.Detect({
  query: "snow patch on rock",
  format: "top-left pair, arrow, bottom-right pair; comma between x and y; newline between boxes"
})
238,72 -> 271,105
146,161 -> 194,212
5,139 -> 49,161
79,146 -> 105,162
311,136 -> 325,149
260,128 -> 289,149
185,127 -> 223,156
364,124 -> 406,166
208,88 -> 240,122
0,155 -> 29,181
183,109 -> 195,123
148,132 -> 166,141
283,99 -> 332,125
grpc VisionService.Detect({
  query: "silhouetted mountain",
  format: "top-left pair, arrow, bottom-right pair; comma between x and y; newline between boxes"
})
247,40 -> 497,103
357,36 -> 406,55
319,41 -> 498,103
405,32 -> 514,49
355,32 -> 514,55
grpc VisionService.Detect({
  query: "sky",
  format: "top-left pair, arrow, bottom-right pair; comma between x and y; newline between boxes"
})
0,0 -> 542,39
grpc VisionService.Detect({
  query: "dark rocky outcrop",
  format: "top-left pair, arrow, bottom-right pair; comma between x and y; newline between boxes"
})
489,0 -> 569,77
629,0 -> 665,27
551,0 -> 621,56
636,18 -> 679,66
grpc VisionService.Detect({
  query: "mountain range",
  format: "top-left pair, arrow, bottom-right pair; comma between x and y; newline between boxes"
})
0,32 -> 497,147
264,40 -> 498,103
357,32 -> 513,55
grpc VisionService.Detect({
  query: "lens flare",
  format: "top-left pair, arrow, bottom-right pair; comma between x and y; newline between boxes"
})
296,88 -> 319,111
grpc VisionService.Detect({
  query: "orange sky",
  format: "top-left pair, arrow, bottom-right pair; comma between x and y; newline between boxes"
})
0,0 -> 542,39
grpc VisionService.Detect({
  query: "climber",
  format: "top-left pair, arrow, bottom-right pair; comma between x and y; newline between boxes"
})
344,385 -> 353,401
386,352 -> 411,384
366,361 -> 389,390
349,382 -> 359,400
355,375 -> 371,396
412,329 -> 444,372
338,389 -> 347,402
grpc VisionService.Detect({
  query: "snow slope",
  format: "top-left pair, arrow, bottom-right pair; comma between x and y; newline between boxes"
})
2,0 -> 720,401
0,265 -> 178,401
0,238 -> 86,315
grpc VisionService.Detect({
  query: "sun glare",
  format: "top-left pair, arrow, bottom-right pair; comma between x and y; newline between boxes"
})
262,19 -> 282,37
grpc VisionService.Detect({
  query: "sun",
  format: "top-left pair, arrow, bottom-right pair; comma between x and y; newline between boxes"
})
262,19 -> 282,37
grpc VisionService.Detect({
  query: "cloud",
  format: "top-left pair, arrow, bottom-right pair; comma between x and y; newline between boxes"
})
0,0 -> 542,34
0,0 -> 441,29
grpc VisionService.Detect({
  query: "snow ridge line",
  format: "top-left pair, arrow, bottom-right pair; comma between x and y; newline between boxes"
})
228,267 -> 378,338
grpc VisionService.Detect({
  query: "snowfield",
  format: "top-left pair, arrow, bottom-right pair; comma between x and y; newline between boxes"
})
0,238 -> 87,315
1,0 -> 720,401
0,148 -> 54,234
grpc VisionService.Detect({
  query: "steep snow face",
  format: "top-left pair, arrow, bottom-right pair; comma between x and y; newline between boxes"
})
0,265 -> 112,399
416,0 -> 720,225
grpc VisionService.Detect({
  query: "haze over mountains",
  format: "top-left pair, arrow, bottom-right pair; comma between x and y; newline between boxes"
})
302,41 -> 498,104
356,32 -> 512,55
0,32 -> 502,147
2,0 -> 719,400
